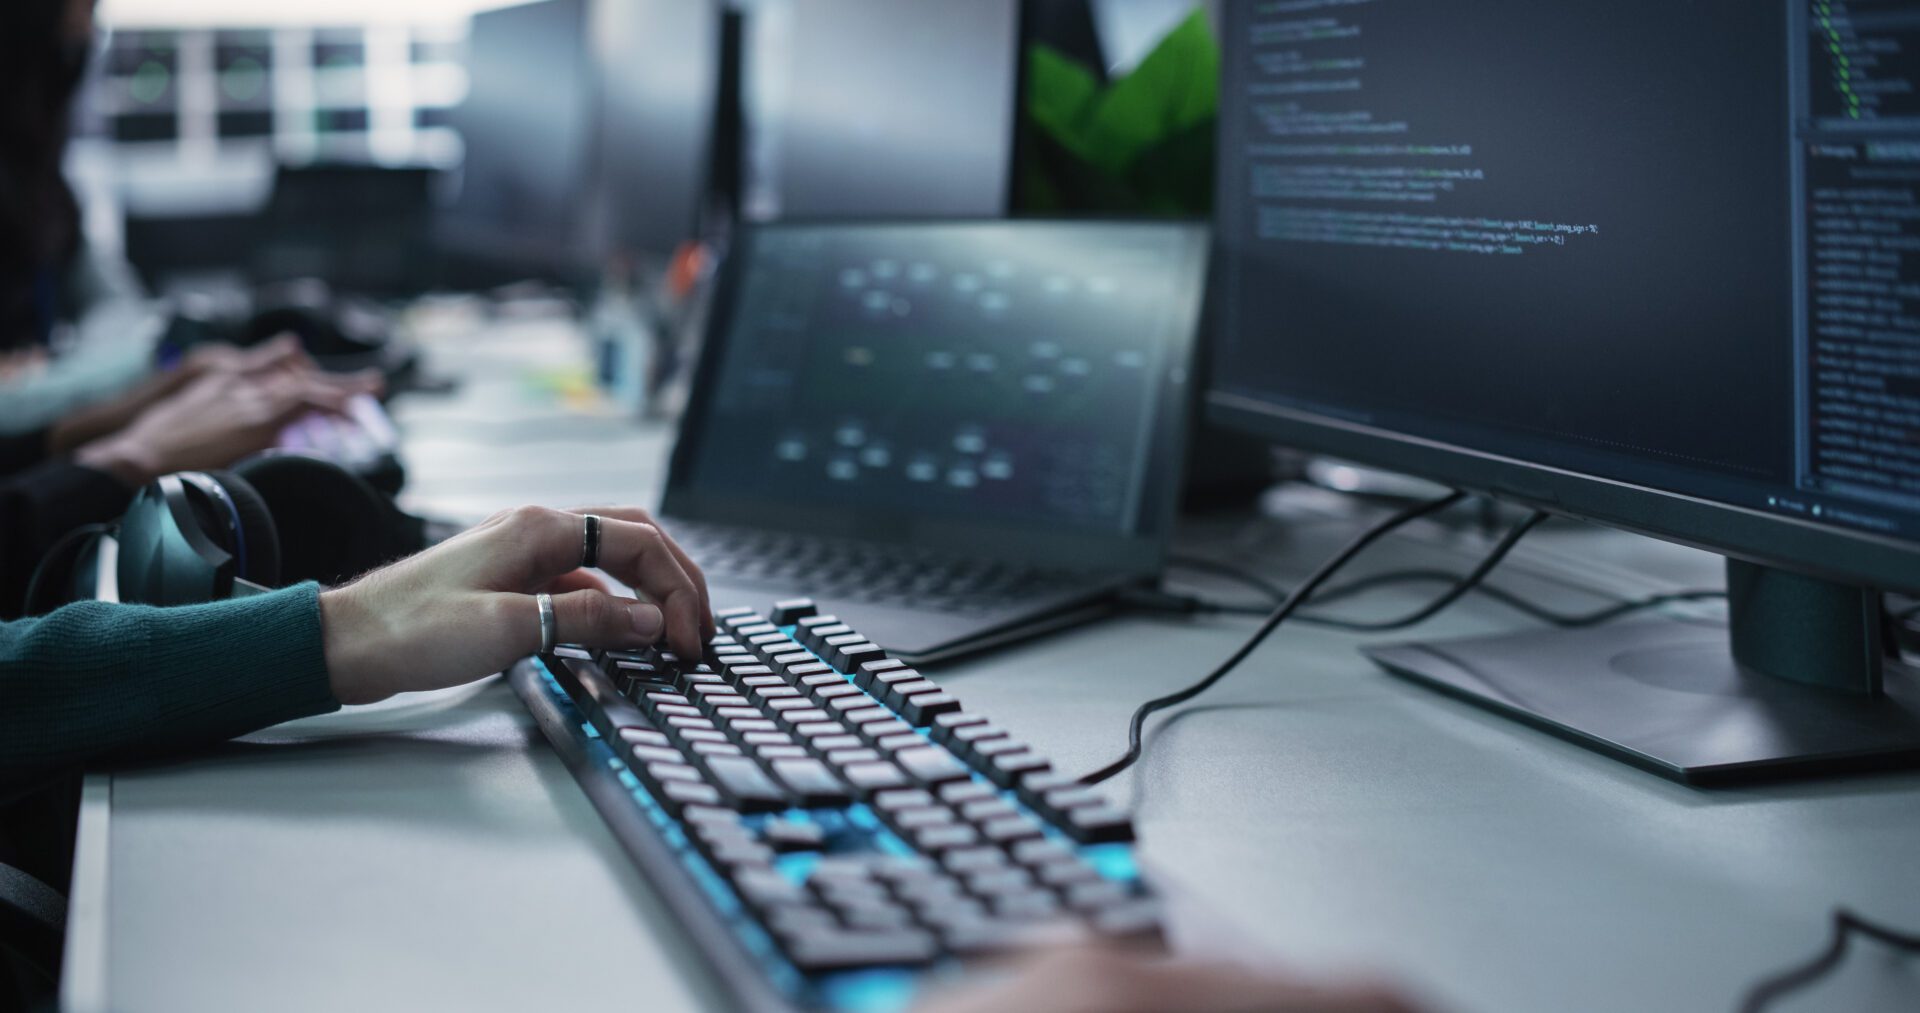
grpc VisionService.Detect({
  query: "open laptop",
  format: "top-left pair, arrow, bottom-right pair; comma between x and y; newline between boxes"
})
661,220 -> 1209,662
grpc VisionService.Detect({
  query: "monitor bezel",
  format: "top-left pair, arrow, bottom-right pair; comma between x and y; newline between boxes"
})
1207,387 -> 1920,597
664,217 -> 1211,575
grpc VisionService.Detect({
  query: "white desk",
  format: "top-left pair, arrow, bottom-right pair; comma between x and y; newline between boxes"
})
62,316 -> 1920,1013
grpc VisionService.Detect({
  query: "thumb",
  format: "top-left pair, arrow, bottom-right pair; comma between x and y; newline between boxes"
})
548,590 -> 664,650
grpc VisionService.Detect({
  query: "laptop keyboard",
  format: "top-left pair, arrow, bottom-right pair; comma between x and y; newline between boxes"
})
519,599 -> 1160,1011
672,522 -> 1094,614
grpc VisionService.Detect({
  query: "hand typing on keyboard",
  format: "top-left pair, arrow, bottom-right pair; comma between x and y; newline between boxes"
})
318,505 -> 712,705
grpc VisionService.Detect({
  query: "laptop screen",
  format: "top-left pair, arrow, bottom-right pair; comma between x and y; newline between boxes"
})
667,221 -> 1208,563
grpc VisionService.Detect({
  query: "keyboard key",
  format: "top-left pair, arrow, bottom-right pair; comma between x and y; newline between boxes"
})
950,723 -> 1009,758
628,743 -> 683,765
978,814 -> 1046,846
876,733 -> 925,753
931,711 -> 987,744
840,761 -> 911,793
959,798 -> 1018,824
900,692 -> 962,726
838,643 -> 888,672
827,748 -> 882,766
705,756 -> 790,812
659,779 -> 722,812
911,824 -> 982,853
840,706 -> 893,728
734,867 -> 808,909
882,678 -> 940,705
1089,900 -> 1163,944
771,758 -> 853,807
814,683 -> 861,704
940,846 -> 1008,876
761,820 -> 826,853
984,751 -> 1051,788
781,930 -> 937,972
873,788 -> 935,811
778,708 -> 832,728
891,807 -> 956,831
938,780 -> 998,806
618,728 -> 671,749
1012,840 -> 1077,868
1063,805 -> 1135,844
770,598 -> 817,624
645,761 -> 703,784
856,718 -> 915,744
896,744 -> 971,785
755,745 -> 810,761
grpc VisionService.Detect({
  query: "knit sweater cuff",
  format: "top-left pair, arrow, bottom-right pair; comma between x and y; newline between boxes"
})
127,581 -> 341,746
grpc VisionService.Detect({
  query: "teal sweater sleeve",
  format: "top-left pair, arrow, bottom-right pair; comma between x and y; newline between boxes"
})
0,583 -> 340,792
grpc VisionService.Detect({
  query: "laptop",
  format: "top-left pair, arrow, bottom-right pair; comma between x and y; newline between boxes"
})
661,219 -> 1209,663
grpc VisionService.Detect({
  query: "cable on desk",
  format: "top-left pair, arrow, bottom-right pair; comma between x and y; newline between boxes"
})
1165,551 -> 1729,629
1289,511 -> 1545,633
1080,490 -> 1466,787
1735,908 -> 1920,1013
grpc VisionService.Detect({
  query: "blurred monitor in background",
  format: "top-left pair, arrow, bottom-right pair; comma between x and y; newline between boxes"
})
436,0 -> 596,286
581,0 -> 725,275
740,0 -> 1021,221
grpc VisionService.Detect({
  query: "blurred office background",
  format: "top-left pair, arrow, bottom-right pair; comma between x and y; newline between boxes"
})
73,0 -> 1223,303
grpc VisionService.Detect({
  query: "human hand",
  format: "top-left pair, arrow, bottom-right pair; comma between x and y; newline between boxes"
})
50,334 -> 367,453
913,947 -> 1419,1013
317,505 -> 714,705
72,365 -> 379,485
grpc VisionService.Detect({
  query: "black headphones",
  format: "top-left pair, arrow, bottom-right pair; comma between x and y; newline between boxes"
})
24,454 -> 430,615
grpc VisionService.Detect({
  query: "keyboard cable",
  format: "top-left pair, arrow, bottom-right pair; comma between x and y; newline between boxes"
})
1081,489 -> 1466,786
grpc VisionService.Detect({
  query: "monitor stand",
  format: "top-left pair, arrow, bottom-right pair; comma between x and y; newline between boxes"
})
1366,559 -> 1920,783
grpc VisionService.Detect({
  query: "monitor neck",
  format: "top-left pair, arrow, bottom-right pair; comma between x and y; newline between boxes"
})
1727,558 -> 1891,696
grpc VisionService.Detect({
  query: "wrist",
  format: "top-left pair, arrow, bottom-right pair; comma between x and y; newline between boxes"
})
73,435 -> 160,488
319,585 -> 399,705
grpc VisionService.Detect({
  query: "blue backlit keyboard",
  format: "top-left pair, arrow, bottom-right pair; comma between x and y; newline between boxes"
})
509,598 -> 1161,1012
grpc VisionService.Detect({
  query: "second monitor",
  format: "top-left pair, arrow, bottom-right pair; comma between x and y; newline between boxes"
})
663,219 -> 1209,662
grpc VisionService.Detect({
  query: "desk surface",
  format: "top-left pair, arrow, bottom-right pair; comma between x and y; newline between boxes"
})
64,314 -> 1920,1013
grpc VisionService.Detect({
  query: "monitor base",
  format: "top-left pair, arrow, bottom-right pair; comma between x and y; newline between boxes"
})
1367,620 -> 1920,784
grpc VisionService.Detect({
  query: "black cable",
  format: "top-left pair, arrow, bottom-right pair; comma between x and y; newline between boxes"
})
1167,554 -> 1728,629
1736,908 -> 1920,1013
1081,490 -> 1466,787
1290,511 -> 1545,633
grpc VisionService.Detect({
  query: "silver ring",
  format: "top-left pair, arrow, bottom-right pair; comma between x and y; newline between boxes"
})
536,592 -> 556,654
581,514 -> 601,569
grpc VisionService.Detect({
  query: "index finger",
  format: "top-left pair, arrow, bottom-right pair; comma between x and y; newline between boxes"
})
586,517 -> 707,659
568,506 -> 713,640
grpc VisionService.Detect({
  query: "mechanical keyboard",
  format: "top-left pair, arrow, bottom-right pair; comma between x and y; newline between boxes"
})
509,598 -> 1161,1012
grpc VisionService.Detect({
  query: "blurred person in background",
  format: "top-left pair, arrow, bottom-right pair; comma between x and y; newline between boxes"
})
0,0 -> 380,620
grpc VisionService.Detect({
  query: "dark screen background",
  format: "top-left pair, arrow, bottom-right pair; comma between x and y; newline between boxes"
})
1214,1 -> 1823,511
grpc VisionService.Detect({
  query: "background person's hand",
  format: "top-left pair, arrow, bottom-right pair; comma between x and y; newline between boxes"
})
72,365 -> 379,486
48,334 -> 351,453
912,947 -> 1420,1013
318,505 -> 713,705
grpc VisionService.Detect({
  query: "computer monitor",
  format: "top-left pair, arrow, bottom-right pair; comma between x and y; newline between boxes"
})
581,0 -> 724,269
438,0 -> 595,283
742,0 -> 1020,220
1209,1 -> 1920,780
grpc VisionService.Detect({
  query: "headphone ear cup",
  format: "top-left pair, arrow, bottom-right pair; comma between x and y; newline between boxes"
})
22,524 -> 113,616
202,470 -> 283,589
233,453 -> 426,585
